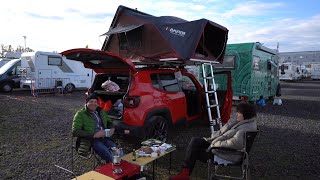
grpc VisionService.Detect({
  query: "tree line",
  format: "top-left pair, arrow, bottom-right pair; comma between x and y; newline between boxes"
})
0,44 -> 34,57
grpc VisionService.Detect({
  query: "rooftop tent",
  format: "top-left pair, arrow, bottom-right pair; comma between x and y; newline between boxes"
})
101,5 -> 229,65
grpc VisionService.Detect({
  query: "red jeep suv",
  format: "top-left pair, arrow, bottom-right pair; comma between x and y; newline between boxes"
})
62,48 -> 205,141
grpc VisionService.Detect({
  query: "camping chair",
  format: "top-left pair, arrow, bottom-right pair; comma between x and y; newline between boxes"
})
55,80 -> 64,94
207,129 -> 259,180
71,136 -> 104,173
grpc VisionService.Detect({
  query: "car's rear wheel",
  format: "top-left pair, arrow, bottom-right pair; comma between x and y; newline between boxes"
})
64,83 -> 75,93
145,116 -> 169,142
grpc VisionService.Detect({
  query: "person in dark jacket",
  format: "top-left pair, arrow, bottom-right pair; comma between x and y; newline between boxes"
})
169,102 -> 258,180
72,93 -> 116,163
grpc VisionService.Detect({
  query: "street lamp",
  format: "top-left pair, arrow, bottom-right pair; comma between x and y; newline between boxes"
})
23,36 -> 27,51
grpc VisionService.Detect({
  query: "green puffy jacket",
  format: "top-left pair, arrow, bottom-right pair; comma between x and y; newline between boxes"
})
72,106 -> 113,138
72,106 -> 113,156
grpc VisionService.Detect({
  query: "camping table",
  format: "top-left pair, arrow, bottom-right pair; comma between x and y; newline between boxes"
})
72,170 -> 115,180
121,147 -> 176,180
95,160 -> 140,180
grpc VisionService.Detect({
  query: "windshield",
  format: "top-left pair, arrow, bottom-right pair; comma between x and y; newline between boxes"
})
0,59 -> 20,75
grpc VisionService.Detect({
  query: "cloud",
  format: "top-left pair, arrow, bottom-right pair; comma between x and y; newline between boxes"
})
227,14 -> 320,51
224,1 -> 284,17
25,12 -> 63,20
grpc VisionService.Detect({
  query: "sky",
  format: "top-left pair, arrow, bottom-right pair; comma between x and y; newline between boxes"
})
1,0 -> 319,53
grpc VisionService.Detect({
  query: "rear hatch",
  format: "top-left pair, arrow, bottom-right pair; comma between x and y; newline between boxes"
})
61,48 -> 136,73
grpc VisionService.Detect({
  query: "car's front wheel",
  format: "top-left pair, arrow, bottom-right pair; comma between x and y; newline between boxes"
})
145,116 -> 169,142
1,83 -> 13,92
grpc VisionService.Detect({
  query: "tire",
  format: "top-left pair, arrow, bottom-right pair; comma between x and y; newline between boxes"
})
1,83 -> 13,92
64,83 -> 75,93
145,116 -> 169,142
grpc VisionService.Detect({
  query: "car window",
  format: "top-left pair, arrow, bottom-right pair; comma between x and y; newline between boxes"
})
150,74 -> 160,89
150,73 -> 180,92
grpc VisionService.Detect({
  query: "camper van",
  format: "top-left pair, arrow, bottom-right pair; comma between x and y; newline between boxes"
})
0,52 -> 22,68
0,59 -> 10,68
279,62 -> 302,81
310,63 -> 320,80
203,42 -> 280,102
0,59 -> 21,92
19,51 -> 94,93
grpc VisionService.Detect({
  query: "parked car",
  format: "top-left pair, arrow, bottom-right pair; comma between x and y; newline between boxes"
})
0,59 -> 21,92
62,48 -> 208,141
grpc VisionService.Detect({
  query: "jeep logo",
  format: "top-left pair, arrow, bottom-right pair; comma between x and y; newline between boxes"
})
166,27 -> 186,37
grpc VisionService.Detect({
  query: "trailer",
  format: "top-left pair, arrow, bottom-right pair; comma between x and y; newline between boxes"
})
201,42 -> 280,102
279,62 -> 302,81
19,51 -> 94,94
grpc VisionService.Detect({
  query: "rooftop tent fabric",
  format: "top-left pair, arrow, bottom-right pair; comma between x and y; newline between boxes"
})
102,5 -> 228,64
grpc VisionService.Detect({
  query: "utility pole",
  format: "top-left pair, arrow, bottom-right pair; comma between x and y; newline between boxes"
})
23,36 -> 27,51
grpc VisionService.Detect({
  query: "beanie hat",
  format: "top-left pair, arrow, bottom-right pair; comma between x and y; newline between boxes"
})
86,93 -> 99,103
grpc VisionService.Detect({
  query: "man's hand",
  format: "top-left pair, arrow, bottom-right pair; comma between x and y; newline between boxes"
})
93,130 -> 106,138
109,128 -> 115,137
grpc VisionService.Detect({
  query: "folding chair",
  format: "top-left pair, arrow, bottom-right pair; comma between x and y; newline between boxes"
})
55,80 -> 64,94
207,129 -> 259,180
71,136 -> 104,173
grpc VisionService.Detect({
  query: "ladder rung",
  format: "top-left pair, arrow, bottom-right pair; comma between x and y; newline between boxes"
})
203,77 -> 214,79
208,104 -> 219,108
205,90 -> 216,93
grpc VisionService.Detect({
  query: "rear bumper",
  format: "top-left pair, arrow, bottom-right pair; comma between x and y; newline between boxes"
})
113,120 -> 145,138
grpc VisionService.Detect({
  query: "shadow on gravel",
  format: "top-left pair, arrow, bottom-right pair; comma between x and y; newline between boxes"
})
257,99 -> 320,121
250,125 -> 320,179
280,80 -> 320,90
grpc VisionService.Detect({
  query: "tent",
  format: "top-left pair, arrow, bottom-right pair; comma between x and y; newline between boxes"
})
101,5 -> 229,65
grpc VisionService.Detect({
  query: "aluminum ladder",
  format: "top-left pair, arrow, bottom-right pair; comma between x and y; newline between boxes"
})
201,63 -> 222,134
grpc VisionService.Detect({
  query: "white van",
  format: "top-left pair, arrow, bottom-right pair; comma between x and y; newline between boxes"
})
0,59 -> 21,92
310,63 -> 320,80
279,62 -> 302,81
19,51 -> 94,93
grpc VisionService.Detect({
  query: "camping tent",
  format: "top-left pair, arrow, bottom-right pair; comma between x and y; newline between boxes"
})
101,5 -> 229,65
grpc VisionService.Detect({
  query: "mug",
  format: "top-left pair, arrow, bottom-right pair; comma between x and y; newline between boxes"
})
105,129 -> 111,137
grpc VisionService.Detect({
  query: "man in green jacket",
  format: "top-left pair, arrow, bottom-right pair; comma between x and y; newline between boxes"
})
72,93 -> 116,163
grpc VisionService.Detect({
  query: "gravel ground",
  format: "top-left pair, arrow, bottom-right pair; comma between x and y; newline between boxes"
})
0,80 -> 320,180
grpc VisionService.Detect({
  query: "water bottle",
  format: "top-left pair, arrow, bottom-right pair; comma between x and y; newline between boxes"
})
132,149 -> 136,161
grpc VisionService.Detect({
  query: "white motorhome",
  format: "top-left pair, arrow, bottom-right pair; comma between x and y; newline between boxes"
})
279,62 -> 302,81
19,51 -> 94,93
310,63 -> 320,80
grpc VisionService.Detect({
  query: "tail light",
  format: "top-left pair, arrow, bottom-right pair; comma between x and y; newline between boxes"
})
124,96 -> 140,108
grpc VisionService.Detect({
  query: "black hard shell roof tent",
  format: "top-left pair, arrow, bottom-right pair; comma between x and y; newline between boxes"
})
101,5 -> 229,65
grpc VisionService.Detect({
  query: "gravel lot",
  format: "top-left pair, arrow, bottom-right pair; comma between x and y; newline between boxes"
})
1,80 -> 320,180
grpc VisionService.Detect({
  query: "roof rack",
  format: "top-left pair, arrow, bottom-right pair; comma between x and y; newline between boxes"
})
131,57 -> 220,68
